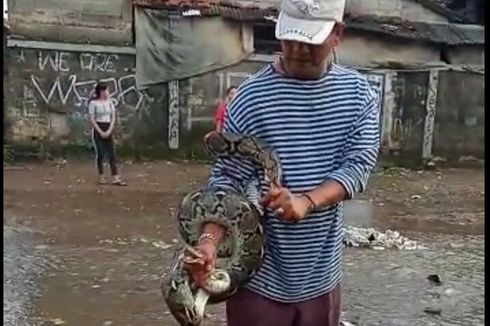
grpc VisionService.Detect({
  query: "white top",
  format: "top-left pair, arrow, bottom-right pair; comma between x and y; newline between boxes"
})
88,99 -> 115,123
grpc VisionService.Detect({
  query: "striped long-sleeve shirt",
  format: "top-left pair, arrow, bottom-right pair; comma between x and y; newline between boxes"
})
208,63 -> 380,303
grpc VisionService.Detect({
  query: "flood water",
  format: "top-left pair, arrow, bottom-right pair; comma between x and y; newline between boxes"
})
4,198 -> 484,326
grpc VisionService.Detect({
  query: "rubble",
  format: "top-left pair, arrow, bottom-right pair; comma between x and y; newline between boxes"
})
343,226 -> 425,250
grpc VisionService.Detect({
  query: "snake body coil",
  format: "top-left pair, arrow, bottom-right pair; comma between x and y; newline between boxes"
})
161,131 -> 281,326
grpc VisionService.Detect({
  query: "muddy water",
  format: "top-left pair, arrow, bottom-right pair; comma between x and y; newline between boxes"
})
343,233 -> 484,326
3,201 -> 484,326
4,223 -> 62,326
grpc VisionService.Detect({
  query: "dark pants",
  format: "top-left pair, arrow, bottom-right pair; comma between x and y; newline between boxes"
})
92,122 -> 118,176
226,284 -> 341,326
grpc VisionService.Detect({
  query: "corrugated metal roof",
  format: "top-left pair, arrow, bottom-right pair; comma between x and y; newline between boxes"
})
133,0 -> 277,20
133,0 -> 468,22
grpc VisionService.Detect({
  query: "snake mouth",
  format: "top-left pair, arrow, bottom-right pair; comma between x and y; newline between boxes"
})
202,270 -> 231,296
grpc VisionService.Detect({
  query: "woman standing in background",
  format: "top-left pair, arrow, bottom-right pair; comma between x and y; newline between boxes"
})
88,83 -> 126,186
214,85 -> 237,132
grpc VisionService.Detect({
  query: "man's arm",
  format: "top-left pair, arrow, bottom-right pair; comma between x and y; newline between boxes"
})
305,88 -> 380,208
203,92 -> 256,240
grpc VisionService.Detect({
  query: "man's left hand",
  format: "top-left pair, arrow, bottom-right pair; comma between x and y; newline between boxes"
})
262,187 -> 312,222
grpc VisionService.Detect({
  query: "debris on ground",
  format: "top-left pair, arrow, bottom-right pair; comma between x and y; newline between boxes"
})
427,274 -> 443,286
343,226 -> 425,250
98,236 -> 174,249
423,307 -> 442,315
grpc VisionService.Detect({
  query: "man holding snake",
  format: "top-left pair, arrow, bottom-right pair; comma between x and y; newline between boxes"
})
185,0 -> 380,324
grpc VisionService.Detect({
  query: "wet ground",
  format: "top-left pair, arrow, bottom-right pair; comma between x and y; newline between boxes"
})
4,161 -> 485,326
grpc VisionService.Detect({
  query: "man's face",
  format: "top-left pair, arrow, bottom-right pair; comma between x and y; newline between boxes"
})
280,22 -> 345,80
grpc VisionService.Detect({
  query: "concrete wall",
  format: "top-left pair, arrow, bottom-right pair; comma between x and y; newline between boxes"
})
339,31 -> 441,67
180,62 -> 484,163
382,71 -> 429,158
179,61 -> 432,162
4,42 -> 484,163
445,45 -> 485,67
8,0 -> 133,45
347,0 -> 449,23
4,46 -> 168,158
434,71 -> 484,160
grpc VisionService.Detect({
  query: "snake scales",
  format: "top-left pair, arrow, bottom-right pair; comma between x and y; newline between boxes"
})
161,131 -> 282,326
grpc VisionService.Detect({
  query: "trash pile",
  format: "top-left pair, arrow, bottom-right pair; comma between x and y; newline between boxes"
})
343,226 -> 426,250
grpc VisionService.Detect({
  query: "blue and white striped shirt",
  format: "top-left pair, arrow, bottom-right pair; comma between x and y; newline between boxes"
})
208,64 -> 380,303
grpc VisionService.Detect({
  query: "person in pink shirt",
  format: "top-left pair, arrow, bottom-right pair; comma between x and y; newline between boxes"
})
214,85 -> 237,132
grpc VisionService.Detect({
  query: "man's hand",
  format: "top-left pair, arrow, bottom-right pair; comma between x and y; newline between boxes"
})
183,239 -> 217,287
262,186 -> 312,222
100,131 -> 110,139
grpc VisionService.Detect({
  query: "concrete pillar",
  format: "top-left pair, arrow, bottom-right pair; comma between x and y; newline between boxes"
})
168,80 -> 179,150
422,70 -> 439,161
381,71 -> 397,149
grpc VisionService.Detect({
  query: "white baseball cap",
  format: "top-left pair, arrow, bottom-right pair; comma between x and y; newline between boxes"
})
275,0 -> 346,45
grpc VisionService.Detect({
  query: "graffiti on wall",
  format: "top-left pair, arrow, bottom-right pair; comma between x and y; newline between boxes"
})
17,50 -> 154,118
6,49 -> 162,145
36,51 -> 120,73
29,73 -> 149,110
390,72 -> 429,151
168,81 -> 180,150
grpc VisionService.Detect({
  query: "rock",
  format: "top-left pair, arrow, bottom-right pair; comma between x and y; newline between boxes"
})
444,288 -> 456,295
425,161 -> 436,170
50,318 -> 66,325
458,155 -> 479,163
423,307 -> 442,315
340,322 -> 357,326
432,156 -> 447,163
427,274 -> 443,286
